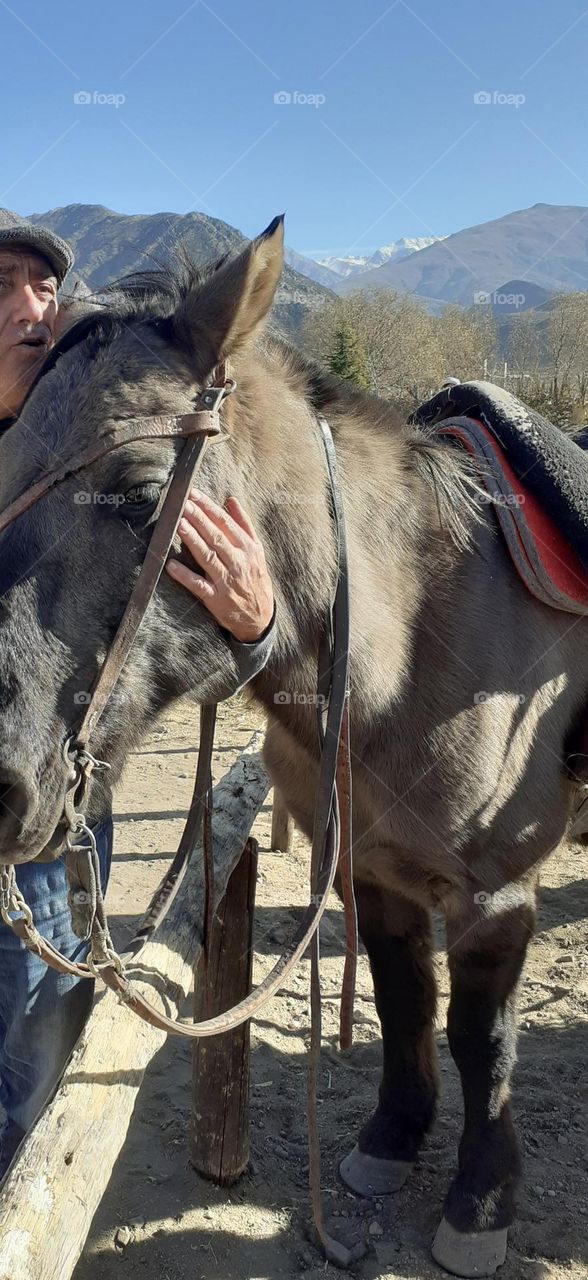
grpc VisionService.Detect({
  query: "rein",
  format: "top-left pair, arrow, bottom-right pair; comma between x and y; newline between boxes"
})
0,371 -> 358,1264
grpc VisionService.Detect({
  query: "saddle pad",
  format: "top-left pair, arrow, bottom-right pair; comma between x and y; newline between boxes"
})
413,380 -> 588,576
435,415 -> 588,614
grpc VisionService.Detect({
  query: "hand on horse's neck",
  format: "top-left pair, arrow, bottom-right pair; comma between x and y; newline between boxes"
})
226,348 -> 433,723
224,358 -> 339,636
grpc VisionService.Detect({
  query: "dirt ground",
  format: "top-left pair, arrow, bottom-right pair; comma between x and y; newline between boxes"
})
72,693 -> 588,1280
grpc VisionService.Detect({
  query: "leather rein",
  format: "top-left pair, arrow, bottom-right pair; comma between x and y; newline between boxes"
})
0,362 -> 359,1264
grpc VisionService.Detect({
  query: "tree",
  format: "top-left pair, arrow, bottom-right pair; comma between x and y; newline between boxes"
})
507,310 -> 541,377
436,304 -> 495,383
328,321 -> 369,388
548,293 -> 588,402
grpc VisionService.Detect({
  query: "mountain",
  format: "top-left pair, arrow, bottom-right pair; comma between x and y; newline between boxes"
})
318,236 -> 445,279
283,246 -> 341,288
335,204 -> 588,307
486,279 -> 552,316
318,253 -> 373,279
29,204 -> 334,338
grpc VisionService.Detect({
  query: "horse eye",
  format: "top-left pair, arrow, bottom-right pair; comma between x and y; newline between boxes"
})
121,483 -> 162,513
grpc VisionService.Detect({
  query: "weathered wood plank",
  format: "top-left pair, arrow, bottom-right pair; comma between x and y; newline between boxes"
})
0,733 -> 269,1280
191,835 -> 258,1184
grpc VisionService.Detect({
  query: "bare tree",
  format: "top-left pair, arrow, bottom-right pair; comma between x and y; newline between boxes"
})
548,293 -> 588,402
301,290 -> 496,410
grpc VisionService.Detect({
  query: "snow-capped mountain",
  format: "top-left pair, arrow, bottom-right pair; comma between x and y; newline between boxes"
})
318,253 -> 373,278
334,204 -> 588,305
318,236 -> 446,278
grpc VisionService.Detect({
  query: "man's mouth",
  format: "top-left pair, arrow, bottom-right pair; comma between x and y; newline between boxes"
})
15,335 -> 48,351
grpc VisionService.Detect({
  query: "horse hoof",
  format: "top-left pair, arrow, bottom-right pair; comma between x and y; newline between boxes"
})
432,1217 -> 508,1277
339,1144 -> 413,1196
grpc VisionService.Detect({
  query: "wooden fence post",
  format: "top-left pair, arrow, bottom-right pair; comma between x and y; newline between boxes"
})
191,836 -> 258,1185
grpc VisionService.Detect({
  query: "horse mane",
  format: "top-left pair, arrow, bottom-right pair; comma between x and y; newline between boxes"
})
265,336 -> 484,551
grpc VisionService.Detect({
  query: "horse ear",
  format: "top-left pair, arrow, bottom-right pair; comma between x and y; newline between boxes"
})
175,215 -> 284,371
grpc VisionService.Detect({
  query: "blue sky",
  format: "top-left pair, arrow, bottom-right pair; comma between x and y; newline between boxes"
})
2,0 -> 587,257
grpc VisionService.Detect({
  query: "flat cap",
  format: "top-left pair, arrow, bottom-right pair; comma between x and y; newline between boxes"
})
0,209 -> 74,284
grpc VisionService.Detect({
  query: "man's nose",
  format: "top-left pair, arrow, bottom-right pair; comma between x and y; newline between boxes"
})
12,283 -> 45,327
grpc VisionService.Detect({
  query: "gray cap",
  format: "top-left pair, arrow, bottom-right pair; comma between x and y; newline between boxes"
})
0,209 -> 74,285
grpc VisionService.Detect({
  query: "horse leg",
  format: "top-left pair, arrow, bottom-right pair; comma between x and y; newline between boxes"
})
340,879 -> 438,1196
433,891 -> 536,1278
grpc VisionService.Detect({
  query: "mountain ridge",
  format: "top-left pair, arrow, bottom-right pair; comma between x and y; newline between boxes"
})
319,236 -> 446,279
335,203 -> 588,307
28,203 -> 334,338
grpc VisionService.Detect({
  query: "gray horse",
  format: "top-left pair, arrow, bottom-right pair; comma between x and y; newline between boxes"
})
0,218 -> 585,1277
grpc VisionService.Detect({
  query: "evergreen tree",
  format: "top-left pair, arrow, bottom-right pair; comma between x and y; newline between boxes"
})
328,321 -> 369,389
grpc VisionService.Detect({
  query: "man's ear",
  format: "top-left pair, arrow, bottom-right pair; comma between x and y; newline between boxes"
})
174,215 -> 284,373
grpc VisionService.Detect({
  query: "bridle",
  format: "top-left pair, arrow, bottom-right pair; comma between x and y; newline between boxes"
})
0,368 -> 230,970
0,360 -> 359,1264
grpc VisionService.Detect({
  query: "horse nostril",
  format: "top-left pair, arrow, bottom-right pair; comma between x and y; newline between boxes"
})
0,769 -> 36,840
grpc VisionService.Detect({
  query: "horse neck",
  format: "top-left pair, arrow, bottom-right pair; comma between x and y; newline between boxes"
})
224,355 -> 339,644
224,352 -> 435,726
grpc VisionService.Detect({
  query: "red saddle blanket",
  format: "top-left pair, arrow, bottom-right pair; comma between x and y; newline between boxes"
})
438,416 -> 588,615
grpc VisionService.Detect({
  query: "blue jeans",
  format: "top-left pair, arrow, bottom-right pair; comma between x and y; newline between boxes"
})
0,816 -> 113,1174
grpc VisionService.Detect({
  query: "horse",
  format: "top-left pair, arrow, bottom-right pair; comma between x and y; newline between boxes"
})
0,217 -> 585,1278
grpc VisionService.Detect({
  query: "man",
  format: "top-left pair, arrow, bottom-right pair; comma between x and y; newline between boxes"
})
0,210 -> 275,1173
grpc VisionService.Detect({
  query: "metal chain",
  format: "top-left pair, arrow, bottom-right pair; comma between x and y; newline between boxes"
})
0,863 -> 33,927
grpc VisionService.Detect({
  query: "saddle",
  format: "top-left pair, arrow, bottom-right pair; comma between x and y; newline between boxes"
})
413,381 -> 588,825
413,380 -> 588,612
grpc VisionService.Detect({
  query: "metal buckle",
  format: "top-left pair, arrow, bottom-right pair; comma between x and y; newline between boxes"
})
195,374 -> 237,417
86,947 -> 124,980
62,737 -> 110,844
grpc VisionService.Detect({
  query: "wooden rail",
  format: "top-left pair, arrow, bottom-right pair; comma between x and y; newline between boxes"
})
0,734 -> 269,1280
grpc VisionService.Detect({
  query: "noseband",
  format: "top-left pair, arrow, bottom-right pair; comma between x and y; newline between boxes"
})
0,362 -> 357,1264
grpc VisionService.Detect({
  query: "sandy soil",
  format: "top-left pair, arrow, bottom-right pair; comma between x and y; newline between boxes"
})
72,694 -> 588,1280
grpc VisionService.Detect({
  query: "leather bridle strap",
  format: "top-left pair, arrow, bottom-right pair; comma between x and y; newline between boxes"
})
74,385 -> 227,750
5,706 -> 220,977
0,408 -> 222,536
117,702 -> 218,964
306,415 -> 360,1266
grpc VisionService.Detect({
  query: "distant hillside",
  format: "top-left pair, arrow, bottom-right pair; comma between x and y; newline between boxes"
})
29,204 -> 334,339
336,204 -> 588,308
486,279 -> 553,315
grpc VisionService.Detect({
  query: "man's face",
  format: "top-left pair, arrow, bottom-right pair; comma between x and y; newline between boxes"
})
0,245 -> 58,418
